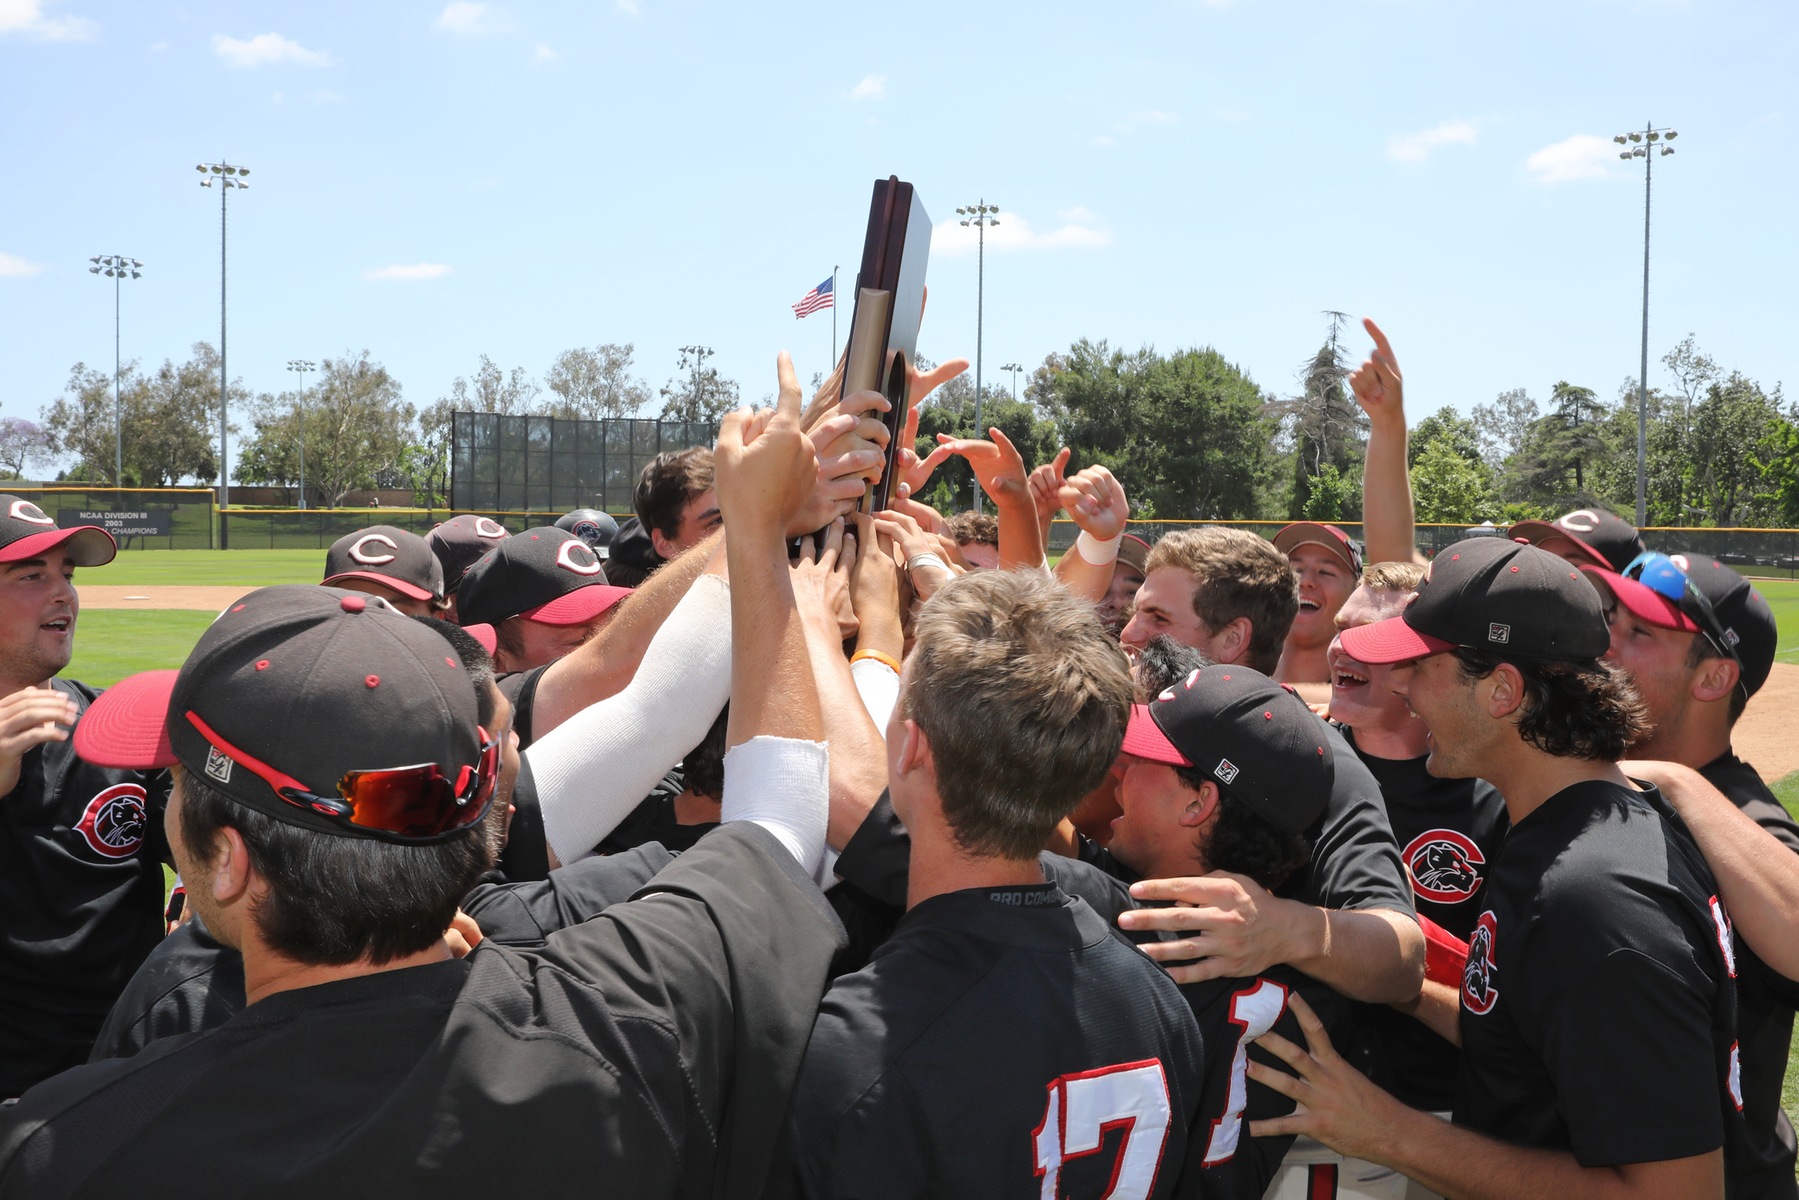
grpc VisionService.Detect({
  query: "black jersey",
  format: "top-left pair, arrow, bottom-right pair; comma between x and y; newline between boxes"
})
1344,726 -> 1509,1111
0,678 -> 171,1098
1698,751 -> 1799,1200
778,881 -> 1206,1200
1454,779 -> 1744,1170
0,825 -> 841,1200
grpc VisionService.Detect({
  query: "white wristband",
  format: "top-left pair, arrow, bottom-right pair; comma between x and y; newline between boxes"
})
907,552 -> 950,576
1074,529 -> 1123,567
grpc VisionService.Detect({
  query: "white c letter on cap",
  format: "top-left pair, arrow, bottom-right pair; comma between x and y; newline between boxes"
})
556,540 -> 603,576
474,517 -> 507,540
8,500 -> 55,526
1556,509 -> 1600,534
349,534 -> 398,566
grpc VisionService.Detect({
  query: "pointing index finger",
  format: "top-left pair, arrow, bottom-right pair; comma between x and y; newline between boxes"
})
1362,317 -> 1395,366
776,352 -> 802,419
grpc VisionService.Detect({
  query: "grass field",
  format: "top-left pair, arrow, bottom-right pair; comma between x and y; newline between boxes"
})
63,551 -> 1799,1160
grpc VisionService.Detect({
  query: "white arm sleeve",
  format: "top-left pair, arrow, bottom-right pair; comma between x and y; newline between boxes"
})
529,573 -> 733,863
849,656 -> 900,733
721,735 -> 830,876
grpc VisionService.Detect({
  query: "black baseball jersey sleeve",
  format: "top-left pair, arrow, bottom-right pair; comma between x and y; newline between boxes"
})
1455,780 -> 1744,1169
1698,751 -> 1799,1200
0,823 -> 844,1200
0,678 -> 171,1098
1287,722 -> 1417,917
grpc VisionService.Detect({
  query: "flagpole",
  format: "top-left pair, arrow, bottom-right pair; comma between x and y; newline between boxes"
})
831,264 -> 839,365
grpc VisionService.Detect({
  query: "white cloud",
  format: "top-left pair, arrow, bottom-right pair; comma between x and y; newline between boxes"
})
532,42 -> 556,61
212,32 -> 331,68
0,252 -> 45,278
0,0 -> 97,41
616,0 -> 640,14
1386,118 -> 1477,163
362,263 -> 454,282
1524,133 -> 1618,184
849,74 -> 886,102
435,2 -> 514,36
932,209 -> 1112,257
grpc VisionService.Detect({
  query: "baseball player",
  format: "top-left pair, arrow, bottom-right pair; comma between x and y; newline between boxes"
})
320,524 -> 446,617
554,508 -> 619,558
1586,552 -> 1798,1199
0,358 -> 843,1198
1272,521 -> 1362,685
1254,537 -> 1744,1199
777,569 -> 1207,1199
1508,506 -> 1645,572
456,527 -> 632,675
0,497 -> 171,1100
425,514 -> 510,624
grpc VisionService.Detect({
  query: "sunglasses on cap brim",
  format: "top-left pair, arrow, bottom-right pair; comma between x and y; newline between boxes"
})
186,712 -> 498,842
1620,552 -> 1747,698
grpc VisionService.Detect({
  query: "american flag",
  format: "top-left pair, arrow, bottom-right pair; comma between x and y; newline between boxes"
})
791,275 -> 834,319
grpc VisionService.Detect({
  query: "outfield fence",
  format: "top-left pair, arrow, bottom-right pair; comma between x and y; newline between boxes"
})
22,487 -> 1799,577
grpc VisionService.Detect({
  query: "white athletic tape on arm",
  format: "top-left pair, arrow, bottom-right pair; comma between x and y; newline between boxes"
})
1074,529 -> 1123,567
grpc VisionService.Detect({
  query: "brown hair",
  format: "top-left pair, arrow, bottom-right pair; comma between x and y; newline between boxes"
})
944,511 -> 999,548
902,570 -> 1134,860
634,447 -> 715,540
1144,528 -> 1297,675
1361,560 -> 1426,593
1453,649 -> 1648,761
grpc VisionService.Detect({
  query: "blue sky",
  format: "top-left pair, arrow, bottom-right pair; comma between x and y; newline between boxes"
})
3,0 -> 1795,479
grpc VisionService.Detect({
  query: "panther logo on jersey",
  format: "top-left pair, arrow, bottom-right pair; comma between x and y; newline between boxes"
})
1462,910 -> 1500,1015
1404,829 -> 1486,903
75,783 -> 148,859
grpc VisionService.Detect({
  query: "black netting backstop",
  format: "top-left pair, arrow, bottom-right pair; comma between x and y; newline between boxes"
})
450,413 -> 717,514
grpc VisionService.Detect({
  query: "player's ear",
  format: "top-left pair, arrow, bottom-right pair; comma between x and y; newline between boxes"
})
1213,616 -> 1252,664
209,825 -> 257,905
1692,654 -> 1739,705
1179,781 -> 1220,829
1485,662 -> 1525,720
896,718 -> 933,781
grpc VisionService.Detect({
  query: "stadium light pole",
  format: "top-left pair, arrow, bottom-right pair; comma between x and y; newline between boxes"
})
197,160 -> 249,507
287,359 -> 314,510
1612,124 -> 1677,528
1000,362 -> 1022,404
87,254 -> 141,485
957,200 -> 999,513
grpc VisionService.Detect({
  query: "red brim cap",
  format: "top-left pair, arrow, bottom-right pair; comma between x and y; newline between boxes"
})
72,668 -> 180,769
1274,522 -> 1358,574
321,570 -> 438,602
462,623 -> 498,654
521,584 -> 632,626
1338,615 -> 1457,664
1507,521 -> 1606,569
1580,566 -> 1697,633
1120,704 -> 1194,767
0,525 -> 117,568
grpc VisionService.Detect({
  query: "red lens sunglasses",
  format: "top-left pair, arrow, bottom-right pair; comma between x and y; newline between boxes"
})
187,712 -> 498,842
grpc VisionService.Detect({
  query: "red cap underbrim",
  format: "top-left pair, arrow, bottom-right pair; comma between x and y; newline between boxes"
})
1580,566 -> 1696,633
1274,523 -> 1357,574
462,623 -> 498,654
72,669 -> 180,769
1338,616 -> 1457,664
1120,704 -> 1193,767
0,526 -> 117,568
322,570 -> 437,602
521,584 -> 632,626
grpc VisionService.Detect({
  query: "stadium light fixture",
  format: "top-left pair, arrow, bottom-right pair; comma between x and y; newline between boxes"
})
1000,362 -> 1023,403
88,254 -> 142,486
1612,124 -> 1681,527
959,198 -> 1001,514
197,160 -> 250,508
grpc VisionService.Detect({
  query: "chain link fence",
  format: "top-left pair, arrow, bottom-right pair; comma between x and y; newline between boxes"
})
13,487 -> 216,550
451,413 -> 716,513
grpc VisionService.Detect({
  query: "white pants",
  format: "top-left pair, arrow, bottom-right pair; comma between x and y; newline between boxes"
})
1263,1119 -> 1449,1200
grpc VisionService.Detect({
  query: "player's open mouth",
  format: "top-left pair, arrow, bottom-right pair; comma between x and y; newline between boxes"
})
42,617 -> 70,633
1333,667 -> 1369,690
1299,598 -> 1320,611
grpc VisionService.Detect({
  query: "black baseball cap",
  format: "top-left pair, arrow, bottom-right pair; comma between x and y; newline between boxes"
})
75,585 -> 487,842
426,514 -> 511,593
457,527 -> 632,628
1340,537 -> 1608,665
1509,508 -> 1644,572
1119,664 -> 1334,834
322,526 -> 445,603
555,509 -> 620,558
1274,522 -> 1363,577
0,494 -> 115,566
1585,553 -> 1779,698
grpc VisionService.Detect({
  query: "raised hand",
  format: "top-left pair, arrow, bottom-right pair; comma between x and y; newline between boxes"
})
1348,317 -> 1404,426
790,390 -> 891,535
715,352 -> 819,545
791,517 -> 859,641
1058,464 -> 1128,541
0,686 -> 79,797
935,427 -> 1032,510
1028,447 -> 1072,544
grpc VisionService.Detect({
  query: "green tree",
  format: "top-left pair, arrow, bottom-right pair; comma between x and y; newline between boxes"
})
912,359 -> 1056,514
1300,463 -> 1357,522
40,363 -> 117,482
545,343 -> 651,419
1469,388 -> 1539,470
130,345 -> 225,486
239,352 -> 412,506
659,347 -> 740,422
1408,406 -> 1482,469
1410,439 -> 1495,524
1689,371 -> 1782,526
1273,313 -> 1367,519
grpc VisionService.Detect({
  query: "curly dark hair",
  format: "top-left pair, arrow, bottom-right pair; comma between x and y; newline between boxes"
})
1170,764 -> 1312,890
1453,648 -> 1648,762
